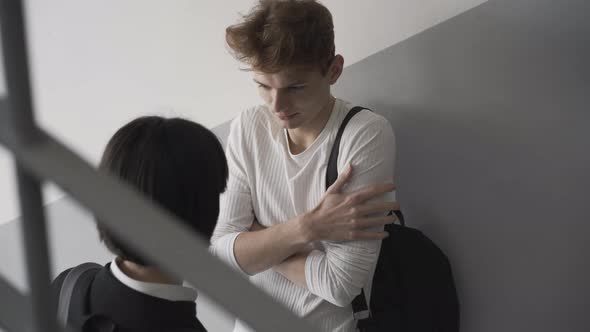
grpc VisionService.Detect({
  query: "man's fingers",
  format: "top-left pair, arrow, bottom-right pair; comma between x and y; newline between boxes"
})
326,163 -> 353,194
352,215 -> 397,230
348,230 -> 389,241
349,183 -> 396,204
355,201 -> 400,216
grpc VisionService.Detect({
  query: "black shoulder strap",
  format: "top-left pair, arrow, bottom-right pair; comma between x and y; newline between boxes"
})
325,106 -> 367,190
326,104 -> 404,225
57,262 -> 102,326
325,106 -> 373,320
324,106 -> 406,328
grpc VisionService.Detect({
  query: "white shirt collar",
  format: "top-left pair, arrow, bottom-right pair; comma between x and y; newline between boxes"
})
270,98 -> 345,144
110,258 -> 197,302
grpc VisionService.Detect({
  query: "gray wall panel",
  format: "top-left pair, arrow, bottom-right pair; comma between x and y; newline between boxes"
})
333,0 -> 589,331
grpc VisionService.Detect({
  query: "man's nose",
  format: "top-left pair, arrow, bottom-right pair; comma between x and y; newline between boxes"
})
271,90 -> 289,113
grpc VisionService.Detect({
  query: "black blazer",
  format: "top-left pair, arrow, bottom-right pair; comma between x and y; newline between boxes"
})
51,262 -> 207,332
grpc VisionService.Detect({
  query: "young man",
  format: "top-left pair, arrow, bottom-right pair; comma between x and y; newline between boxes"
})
51,117 -> 229,331
210,1 -> 398,331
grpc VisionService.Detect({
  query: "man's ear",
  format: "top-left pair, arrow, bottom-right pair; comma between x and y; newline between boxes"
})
328,55 -> 344,85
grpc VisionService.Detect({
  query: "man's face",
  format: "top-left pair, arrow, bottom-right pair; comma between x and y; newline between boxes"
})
252,63 -> 338,130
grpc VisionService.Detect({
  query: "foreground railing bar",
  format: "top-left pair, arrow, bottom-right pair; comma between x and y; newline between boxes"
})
0,276 -> 31,332
0,0 -> 43,144
14,166 -> 58,332
0,128 -> 317,332
1,1 -> 59,331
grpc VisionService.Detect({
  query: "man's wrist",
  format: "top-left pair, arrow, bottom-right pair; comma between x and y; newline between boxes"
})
288,213 -> 315,249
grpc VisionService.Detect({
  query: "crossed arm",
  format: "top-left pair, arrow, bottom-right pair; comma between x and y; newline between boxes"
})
210,163 -> 397,274
246,165 -> 396,289
210,116 -> 396,306
210,164 -> 396,305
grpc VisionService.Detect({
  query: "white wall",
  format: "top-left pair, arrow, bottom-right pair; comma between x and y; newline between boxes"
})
0,0 -> 487,222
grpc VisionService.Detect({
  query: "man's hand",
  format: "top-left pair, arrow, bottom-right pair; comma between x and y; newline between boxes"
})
236,164 -> 398,275
298,163 -> 399,243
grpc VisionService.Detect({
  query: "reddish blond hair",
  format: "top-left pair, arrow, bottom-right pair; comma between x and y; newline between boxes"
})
226,0 -> 335,74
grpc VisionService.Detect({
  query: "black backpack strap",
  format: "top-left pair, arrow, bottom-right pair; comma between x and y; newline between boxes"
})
325,106 -> 373,322
325,106 -> 367,191
325,106 -> 406,329
57,262 -> 102,326
352,289 -> 371,318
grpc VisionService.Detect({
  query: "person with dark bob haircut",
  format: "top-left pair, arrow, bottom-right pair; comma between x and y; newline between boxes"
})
51,116 -> 228,332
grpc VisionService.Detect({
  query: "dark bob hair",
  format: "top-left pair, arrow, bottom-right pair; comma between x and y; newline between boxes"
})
96,116 -> 228,265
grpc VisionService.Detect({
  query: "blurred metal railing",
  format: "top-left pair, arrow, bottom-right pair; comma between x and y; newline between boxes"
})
0,1 -> 317,331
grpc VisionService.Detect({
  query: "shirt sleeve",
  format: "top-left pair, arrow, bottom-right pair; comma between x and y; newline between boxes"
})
305,115 -> 396,307
209,113 -> 256,276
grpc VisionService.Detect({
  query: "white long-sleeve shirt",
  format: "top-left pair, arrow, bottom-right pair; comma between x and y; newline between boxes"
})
210,99 -> 396,332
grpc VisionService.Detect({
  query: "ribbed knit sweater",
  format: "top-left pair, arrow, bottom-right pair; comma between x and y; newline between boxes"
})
210,99 -> 396,332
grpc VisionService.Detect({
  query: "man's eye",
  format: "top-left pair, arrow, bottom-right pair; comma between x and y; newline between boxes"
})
258,84 -> 270,90
288,85 -> 305,91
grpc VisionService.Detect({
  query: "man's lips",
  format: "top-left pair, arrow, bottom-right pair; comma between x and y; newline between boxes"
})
277,112 -> 298,120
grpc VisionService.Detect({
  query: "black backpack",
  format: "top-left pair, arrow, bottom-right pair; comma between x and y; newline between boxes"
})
326,107 -> 460,332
